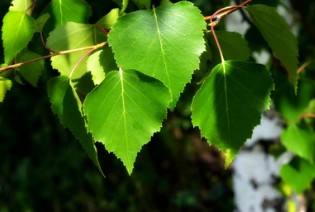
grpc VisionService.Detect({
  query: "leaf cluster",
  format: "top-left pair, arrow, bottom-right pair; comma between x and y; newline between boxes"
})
0,0 -> 313,196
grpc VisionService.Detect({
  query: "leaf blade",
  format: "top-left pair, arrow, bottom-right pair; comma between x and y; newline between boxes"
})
108,1 -> 206,109
0,77 -> 12,102
2,11 -> 36,64
246,5 -> 299,90
84,69 -> 171,174
47,76 -> 104,176
17,49 -> 43,87
281,124 -> 315,163
50,0 -> 91,25
46,22 -> 102,80
191,61 -> 274,165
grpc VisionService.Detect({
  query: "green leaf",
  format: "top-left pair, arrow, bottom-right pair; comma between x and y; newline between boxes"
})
0,77 -> 12,102
87,46 -> 118,85
246,5 -> 299,90
84,69 -> 171,174
208,31 -> 250,62
97,8 -> 120,30
46,22 -> 104,81
131,0 -> 151,9
121,0 -> 129,13
108,1 -> 206,109
2,11 -> 36,64
50,0 -> 91,25
191,61 -> 273,166
272,69 -> 315,124
35,13 -> 50,32
281,124 -> 315,163
280,157 -> 315,193
9,0 -> 32,14
16,49 -> 43,87
47,76 -> 104,176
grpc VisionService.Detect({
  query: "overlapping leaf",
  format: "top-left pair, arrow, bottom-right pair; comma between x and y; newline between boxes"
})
0,77 -> 12,102
2,11 -> 35,64
84,69 -> 171,174
281,124 -> 315,163
47,76 -> 103,176
208,31 -> 250,62
280,157 -> 315,193
247,5 -> 299,90
191,61 -> 273,166
97,8 -> 120,30
46,22 -> 105,81
108,1 -> 206,109
87,46 -> 117,85
17,49 -> 43,87
50,0 -> 91,25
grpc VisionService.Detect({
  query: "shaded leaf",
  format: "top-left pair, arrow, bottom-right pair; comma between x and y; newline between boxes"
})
108,1 -> 206,109
208,30 -> 250,62
84,69 -> 171,174
191,61 -> 273,166
280,157 -> 315,193
17,49 -> 43,87
281,124 -> 315,163
271,68 -> 315,124
2,11 -> 35,64
247,5 -> 299,90
35,13 -> 50,32
0,77 -> 12,102
131,0 -> 151,9
47,76 -> 104,176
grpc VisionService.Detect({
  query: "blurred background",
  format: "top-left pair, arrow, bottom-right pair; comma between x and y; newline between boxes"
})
0,0 -> 315,211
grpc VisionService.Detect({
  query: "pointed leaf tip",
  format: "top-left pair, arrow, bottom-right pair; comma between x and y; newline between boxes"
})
246,4 -> 299,90
192,61 -> 274,166
84,70 -> 171,174
47,76 -> 104,176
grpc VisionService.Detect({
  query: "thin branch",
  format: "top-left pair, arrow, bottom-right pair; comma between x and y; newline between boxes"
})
0,42 -> 107,74
299,113 -> 315,120
211,25 -> 225,63
69,48 -> 96,79
297,61 -> 311,74
204,0 -> 252,26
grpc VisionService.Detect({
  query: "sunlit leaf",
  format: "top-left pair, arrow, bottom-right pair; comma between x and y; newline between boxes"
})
108,1 -> 206,109
87,46 -> 117,85
280,157 -> 315,193
84,69 -> 171,174
0,77 -> 12,102
9,0 -> 32,14
97,8 -> 120,30
281,124 -> 315,163
46,22 -> 105,81
2,11 -> 35,64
